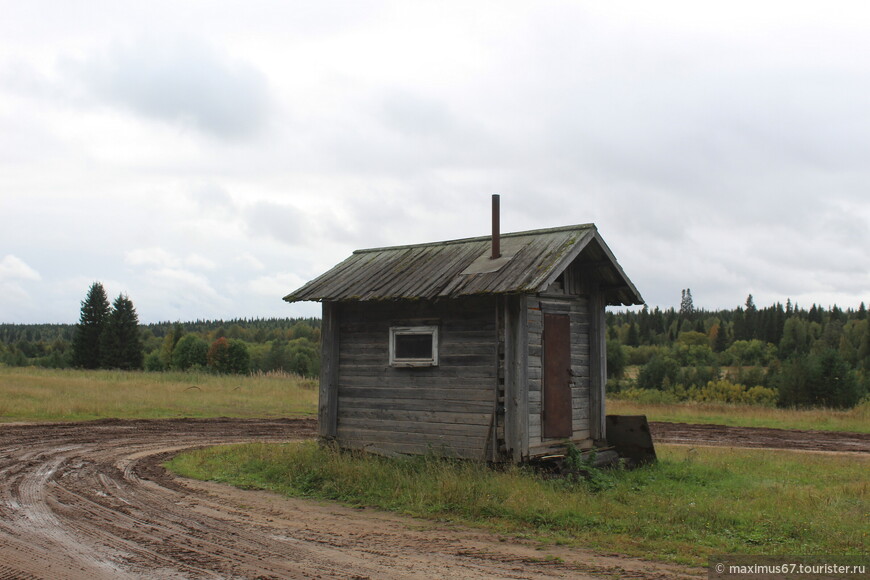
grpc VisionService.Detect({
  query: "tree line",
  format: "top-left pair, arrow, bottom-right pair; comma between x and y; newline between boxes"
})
4,282 -> 868,407
0,282 -> 321,377
606,290 -> 869,408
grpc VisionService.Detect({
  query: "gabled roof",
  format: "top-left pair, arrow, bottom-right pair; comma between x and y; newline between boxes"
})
284,224 -> 643,306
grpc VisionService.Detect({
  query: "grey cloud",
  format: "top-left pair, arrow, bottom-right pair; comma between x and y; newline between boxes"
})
379,91 -> 454,137
245,201 -> 310,245
72,38 -> 271,139
189,182 -> 236,214
322,89 -> 506,178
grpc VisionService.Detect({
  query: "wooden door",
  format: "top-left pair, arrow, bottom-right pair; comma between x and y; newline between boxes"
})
543,312 -> 573,438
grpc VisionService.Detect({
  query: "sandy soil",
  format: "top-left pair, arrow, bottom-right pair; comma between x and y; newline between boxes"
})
1,418 -> 865,579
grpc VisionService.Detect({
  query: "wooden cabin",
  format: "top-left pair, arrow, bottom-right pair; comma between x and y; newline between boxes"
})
284,216 -> 642,462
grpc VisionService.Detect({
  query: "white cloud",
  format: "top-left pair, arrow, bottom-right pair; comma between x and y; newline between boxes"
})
248,272 -> 307,298
184,254 -> 217,271
126,248 -> 181,269
0,255 -> 41,281
125,248 -> 216,271
235,253 -> 266,271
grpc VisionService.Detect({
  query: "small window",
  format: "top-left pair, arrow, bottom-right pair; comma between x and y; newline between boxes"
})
389,326 -> 439,367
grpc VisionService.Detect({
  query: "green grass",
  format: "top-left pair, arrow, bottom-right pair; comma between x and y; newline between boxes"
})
607,398 -> 870,433
0,366 -> 318,422
166,442 -> 869,566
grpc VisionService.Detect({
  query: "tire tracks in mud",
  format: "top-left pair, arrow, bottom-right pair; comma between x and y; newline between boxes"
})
650,421 -> 870,454
2,417 -> 864,579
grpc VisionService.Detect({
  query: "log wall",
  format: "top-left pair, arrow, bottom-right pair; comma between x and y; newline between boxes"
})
334,296 -> 498,459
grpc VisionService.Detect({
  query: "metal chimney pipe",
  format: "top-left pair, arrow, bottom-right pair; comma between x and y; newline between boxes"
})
491,194 -> 501,259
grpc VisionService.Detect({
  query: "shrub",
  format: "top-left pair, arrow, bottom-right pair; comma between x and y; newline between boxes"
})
688,380 -> 777,406
722,340 -> 777,366
744,385 -> 778,406
226,339 -> 251,374
676,331 -> 709,347
207,337 -> 231,373
672,344 -> 717,367
606,339 -> 626,378
637,354 -> 680,390
776,349 -> 863,408
171,335 -> 209,370
610,387 -> 680,404
144,351 -> 165,371
207,338 -> 250,374
611,380 -> 778,406
623,345 -> 662,366
676,365 -> 720,389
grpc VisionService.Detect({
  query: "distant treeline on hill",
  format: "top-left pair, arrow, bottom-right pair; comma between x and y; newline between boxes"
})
0,317 -> 321,344
605,293 -> 869,409
3,292 -> 869,408
0,317 -> 322,377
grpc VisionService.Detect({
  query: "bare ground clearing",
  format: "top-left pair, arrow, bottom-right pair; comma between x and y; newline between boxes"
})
649,421 -> 870,454
1,418 -> 866,579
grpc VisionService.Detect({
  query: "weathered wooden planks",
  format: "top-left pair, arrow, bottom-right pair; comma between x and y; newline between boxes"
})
319,302 -> 340,439
334,296 -> 497,458
526,293 -> 593,453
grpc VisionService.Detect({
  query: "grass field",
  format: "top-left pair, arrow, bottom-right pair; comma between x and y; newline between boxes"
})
0,366 -> 318,422
607,399 -> 870,433
2,366 -> 868,433
167,442 -> 869,566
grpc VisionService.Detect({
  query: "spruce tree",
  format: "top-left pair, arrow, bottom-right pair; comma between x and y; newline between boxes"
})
100,294 -> 144,370
679,288 -> 695,320
626,320 -> 640,347
713,322 -> 729,353
71,282 -> 110,369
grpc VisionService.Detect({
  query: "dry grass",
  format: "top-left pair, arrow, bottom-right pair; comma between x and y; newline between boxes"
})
0,366 -> 318,422
607,398 -> 870,433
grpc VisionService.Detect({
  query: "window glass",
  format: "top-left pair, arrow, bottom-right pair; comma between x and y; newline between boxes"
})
394,333 -> 433,359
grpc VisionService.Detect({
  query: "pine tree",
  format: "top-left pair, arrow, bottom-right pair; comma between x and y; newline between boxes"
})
71,282 -> 110,369
100,294 -> 144,370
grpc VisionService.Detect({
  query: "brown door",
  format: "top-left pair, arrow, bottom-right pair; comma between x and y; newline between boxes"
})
543,312 -> 573,438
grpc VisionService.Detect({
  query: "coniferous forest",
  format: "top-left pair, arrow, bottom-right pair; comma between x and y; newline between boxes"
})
0,283 -> 321,378
1,284 -> 868,408
606,290 -> 869,408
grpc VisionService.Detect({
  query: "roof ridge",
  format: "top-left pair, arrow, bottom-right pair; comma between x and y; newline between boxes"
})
352,223 -> 596,254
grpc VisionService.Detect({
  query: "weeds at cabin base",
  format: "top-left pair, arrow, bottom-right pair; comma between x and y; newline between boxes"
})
166,442 -> 868,567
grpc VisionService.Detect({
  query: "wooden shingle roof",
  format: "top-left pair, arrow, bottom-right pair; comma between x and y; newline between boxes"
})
284,224 -> 643,306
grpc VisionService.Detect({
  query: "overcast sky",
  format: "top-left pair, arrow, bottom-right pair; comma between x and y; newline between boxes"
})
2,1 -> 868,324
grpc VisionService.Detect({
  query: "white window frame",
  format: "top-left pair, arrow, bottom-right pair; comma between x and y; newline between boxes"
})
389,325 -> 439,367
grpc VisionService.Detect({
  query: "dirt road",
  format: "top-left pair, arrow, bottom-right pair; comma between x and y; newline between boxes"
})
1,418 -> 866,579
650,421 -> 870,453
